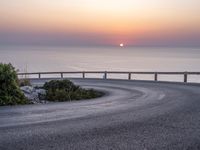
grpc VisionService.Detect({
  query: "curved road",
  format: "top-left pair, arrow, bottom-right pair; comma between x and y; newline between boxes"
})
1,79 -> 200,150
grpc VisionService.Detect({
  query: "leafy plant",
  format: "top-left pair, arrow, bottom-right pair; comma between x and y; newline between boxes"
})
0,63 -> 29,106
18,78 -> 31,87
43,79 -> 103,102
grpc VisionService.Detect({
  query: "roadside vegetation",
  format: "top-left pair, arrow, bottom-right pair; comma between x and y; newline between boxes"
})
0,63 -> 29,106
43,80 -> 103,102
18,78 -> 31,87
0,63 -> 103,106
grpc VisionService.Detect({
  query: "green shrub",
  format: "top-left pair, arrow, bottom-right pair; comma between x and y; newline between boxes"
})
18,78 -> 31,87
43,79 -> 103,102
0,63 -> 29,106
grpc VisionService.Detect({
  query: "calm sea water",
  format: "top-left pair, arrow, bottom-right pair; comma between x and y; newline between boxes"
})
0,46 -> 200,82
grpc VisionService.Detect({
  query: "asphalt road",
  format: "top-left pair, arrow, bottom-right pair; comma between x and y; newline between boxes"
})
1,79 -> 200,150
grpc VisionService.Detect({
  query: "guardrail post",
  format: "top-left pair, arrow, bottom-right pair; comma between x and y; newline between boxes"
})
82,72 -> 85,78
38,73 -> 41,79
184,72 -> 188,83
154,72 -> 158,81
128,73 -> 131,80
104,71 -> 107,79
61,73 -> 63,78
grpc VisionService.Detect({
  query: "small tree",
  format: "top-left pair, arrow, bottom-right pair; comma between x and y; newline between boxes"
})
0,63 -> 28,106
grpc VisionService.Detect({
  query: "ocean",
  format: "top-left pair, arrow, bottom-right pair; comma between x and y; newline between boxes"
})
0,46 -> 200,82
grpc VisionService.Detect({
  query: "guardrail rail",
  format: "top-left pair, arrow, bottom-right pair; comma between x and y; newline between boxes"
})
17,71 -> 200,83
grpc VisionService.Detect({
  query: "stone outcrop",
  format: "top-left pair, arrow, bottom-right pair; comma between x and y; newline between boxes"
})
20,86 -> 47,104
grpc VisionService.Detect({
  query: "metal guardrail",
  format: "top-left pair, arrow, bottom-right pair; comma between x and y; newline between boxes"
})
17,71 -> 200,83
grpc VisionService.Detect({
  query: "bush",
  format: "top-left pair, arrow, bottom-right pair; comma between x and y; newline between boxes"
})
0,63 -> 29,106
43,79 -> 103,102
18,78 -> 31,87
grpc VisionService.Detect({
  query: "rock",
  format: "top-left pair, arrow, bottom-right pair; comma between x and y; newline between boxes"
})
20,86 -> 34,94
20,86 -> 47,104
24,92 -> 39,103
36,89 -> 46,95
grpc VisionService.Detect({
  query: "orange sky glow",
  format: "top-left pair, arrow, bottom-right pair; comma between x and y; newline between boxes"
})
0,0 -> 200,46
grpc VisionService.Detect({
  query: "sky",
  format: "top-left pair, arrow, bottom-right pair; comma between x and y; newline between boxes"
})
0,0 -> 200,47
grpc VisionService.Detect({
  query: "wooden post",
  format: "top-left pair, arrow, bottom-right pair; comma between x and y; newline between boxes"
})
38,73 -> 41,79
82,72 -> 85,78
184,72 -> 188,83
154,72 -> 158,81
128,73 -> 131,80
61,73 -> 63,78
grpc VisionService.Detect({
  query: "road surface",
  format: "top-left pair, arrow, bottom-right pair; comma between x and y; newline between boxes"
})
0,79 -> 200,150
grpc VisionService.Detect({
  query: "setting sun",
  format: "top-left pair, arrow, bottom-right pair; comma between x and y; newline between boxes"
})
120,43 -> 124,47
